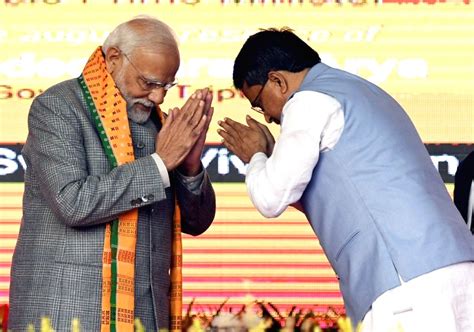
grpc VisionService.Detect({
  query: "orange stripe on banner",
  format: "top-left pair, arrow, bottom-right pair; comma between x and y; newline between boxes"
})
182,275 -> 338,283
0,220 -> 20,224
189,234 -> 316,239
184,248 -> 325,254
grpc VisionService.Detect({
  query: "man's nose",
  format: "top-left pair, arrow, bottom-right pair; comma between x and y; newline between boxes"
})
147,88 -> 166,105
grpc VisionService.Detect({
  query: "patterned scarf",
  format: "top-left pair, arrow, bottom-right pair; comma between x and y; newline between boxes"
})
78,46 -> 182,332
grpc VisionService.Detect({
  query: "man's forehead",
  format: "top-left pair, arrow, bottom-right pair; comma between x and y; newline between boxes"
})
131,46 -> 178,59
132,49 -> 179,79
242,82 -> 259,96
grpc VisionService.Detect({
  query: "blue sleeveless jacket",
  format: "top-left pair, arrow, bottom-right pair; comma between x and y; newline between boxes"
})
295,63 -> 474,323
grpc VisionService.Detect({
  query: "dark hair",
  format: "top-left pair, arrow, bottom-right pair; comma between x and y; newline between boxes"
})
233,28 -> 321,90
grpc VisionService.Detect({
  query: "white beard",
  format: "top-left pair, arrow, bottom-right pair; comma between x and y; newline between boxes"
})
114,65 -> 155,124
126,100 -> 154,124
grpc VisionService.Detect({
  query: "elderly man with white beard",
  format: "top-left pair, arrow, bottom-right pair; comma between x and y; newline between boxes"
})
9,16 -> 216,331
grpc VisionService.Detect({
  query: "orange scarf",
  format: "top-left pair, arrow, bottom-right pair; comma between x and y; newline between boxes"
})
79,47 -> 182,332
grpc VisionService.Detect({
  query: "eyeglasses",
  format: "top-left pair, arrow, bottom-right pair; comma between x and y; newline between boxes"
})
250,80 -> 268,114
120,50 -> 178,91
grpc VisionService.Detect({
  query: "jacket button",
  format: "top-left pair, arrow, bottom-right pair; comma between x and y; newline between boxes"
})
130,199 -> 141,206
136,141 -> 145,149
140,194 -> 154,203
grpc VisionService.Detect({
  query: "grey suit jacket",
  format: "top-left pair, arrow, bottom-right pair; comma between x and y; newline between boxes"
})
8,78 -> 216,331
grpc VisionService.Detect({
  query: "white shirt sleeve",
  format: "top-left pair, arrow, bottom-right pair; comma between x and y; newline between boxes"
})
246,90 -> 344,218
152,153 -> 205,193
151,153 -> 170,188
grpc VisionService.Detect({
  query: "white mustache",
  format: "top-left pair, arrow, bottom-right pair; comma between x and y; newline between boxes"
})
132,99 -> 154,109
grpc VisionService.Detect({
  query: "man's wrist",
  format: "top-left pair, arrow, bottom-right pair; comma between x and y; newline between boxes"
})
176,166 -> 205,195
250,151 -> 268,164
178,162 -> 202,176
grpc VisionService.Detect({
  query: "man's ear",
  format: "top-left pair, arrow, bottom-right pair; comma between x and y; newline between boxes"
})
268,71 -> 289,95
104,46 -> 122,75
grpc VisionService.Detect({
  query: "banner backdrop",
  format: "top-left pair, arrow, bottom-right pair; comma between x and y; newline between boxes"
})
0,0 -> 473,314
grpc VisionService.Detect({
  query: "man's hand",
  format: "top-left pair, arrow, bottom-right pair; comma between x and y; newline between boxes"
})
218,116 -> 274,163
179,88 -> 214,176
250,116 -> 275,157
155,89 -> 208,171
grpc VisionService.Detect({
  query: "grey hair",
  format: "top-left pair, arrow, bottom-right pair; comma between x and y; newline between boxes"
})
102,15 -> 179,56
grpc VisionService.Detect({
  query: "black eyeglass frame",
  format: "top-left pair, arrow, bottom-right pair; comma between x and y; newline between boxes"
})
250,80 -> 268,114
